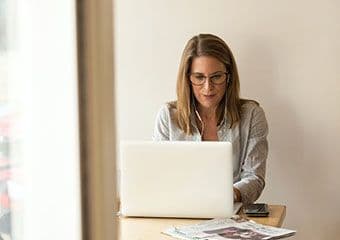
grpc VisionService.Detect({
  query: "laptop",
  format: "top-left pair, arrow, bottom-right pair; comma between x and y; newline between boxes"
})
119,141 -> 241,218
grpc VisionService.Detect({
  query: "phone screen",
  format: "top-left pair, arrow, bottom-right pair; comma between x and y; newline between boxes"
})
244,203 -> 269,216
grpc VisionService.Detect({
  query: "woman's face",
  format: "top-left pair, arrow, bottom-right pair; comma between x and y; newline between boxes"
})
190,55 -> 227,111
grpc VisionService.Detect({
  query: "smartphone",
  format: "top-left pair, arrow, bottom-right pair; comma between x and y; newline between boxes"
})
243,203 -> 269,217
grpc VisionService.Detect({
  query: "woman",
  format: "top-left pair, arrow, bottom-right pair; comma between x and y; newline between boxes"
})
153,33 -> 268,205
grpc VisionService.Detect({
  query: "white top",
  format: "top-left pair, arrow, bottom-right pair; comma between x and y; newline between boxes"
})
152,101 -> 269,205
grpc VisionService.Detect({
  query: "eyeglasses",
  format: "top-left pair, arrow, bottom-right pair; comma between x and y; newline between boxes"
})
189,71 -> 229,86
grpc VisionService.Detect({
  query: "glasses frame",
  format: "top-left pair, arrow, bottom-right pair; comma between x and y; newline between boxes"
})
188,71 -> 229,86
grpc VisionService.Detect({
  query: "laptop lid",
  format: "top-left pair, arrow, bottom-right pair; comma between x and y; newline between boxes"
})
119,141 -> 234,218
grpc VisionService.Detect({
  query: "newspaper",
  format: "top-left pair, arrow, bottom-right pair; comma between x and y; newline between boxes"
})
163,216 -> 296,240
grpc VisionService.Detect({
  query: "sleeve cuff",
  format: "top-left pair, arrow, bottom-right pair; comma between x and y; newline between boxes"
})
234,177 -> 264,206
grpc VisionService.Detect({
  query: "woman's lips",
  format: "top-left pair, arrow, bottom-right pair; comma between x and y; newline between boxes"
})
203,94 -> 216,99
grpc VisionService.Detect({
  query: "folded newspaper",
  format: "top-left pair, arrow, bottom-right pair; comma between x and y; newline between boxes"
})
162,216 -> 296,240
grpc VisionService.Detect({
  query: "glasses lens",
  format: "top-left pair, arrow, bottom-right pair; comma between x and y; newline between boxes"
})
190,73 -> 206,85
210,72 -> 227,84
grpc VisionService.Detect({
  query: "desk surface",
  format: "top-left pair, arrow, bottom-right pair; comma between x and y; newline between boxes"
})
118,205 -> 286,240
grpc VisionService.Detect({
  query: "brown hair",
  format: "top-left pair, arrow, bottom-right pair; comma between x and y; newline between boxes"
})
170,33 -> 246,135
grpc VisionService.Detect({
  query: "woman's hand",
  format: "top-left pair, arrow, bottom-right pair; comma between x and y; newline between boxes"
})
233,187 -> 242,202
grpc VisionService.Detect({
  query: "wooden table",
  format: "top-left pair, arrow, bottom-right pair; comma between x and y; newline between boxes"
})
118,205 -> 286,239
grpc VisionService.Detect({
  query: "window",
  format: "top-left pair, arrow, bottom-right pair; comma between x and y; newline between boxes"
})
0,0 -> 117,239
1,1 -> 82,239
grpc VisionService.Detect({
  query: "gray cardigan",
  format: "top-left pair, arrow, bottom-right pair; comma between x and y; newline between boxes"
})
152,101 -> 269,205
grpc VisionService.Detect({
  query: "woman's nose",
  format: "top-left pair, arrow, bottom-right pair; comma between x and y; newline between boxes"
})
202,78 -> 213,90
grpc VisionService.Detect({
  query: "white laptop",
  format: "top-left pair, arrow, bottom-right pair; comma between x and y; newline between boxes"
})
119,141 -> 241,218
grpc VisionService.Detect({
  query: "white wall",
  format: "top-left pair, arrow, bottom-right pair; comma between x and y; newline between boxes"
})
114,0 -> 340,239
